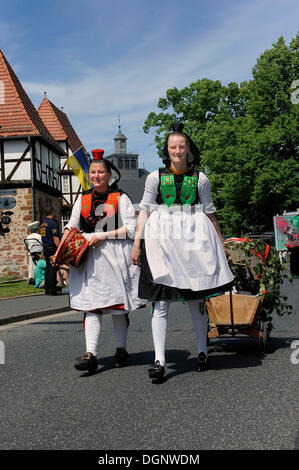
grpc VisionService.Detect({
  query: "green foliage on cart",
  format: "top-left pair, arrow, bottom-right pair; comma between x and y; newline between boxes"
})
225,239 -> 293,333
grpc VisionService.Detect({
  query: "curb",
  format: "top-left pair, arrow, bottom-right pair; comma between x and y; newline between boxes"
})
0,293 -> 45,300
0,306 -> 74,326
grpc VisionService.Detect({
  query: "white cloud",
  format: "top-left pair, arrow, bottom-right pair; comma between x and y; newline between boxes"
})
22,0 -> 298,172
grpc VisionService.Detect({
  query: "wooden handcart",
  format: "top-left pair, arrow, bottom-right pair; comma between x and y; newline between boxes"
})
205,237 -> 270,352
205,291 -> 268,351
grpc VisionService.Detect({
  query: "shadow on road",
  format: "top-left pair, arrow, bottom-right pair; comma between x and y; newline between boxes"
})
32,321 -> 82,325
86,341 -> 287,381
73,334 -> 295,380
209,334 -> 295,354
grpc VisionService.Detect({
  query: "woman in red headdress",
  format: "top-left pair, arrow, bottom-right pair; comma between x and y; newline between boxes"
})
52,149 -> 143,374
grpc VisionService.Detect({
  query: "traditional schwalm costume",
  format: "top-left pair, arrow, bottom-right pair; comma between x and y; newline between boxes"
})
139,166 -> 234,301
137,123 -> 234,377
65,149 -> 143,373
66,163 -> 142,313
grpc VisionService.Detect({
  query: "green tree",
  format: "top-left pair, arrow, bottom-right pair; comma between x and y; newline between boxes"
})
144,34 -> 299,236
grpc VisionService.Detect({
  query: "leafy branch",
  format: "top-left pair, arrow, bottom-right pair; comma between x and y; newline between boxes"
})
226,239 -> 293,332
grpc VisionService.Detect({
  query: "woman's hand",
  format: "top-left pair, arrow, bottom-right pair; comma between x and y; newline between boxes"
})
88,232 -> 107,247
50,253 -> 58,266
50,227 -> 70,266
131,244 -> 141,266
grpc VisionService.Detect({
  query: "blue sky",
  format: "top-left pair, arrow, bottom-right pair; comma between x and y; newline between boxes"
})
1,0 -> 298,171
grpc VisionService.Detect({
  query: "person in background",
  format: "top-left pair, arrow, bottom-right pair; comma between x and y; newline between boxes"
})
56,264 -> 69,292
34,253 -> 46,288
40,207 -> 61,295
25,221 -> 43,285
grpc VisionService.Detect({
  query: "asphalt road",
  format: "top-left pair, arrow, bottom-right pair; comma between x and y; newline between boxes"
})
0,279 -> 298,451
0,292 -> 70,324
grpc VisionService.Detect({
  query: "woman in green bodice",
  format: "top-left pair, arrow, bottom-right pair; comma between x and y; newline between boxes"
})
131,123 -> 233,379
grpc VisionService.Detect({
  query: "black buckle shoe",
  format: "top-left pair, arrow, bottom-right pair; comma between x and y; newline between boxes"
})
74,352 -> 98,373
196,352 -> 209,372
148,360 -> 165,379
114,348 -> 129,368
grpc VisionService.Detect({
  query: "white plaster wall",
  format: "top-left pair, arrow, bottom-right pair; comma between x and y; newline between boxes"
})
4,161 -> 31,180
4,140 -> 31,180
4,139 -> 28,159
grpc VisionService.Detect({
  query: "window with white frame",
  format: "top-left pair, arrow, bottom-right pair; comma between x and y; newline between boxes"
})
62,175 -> 70,193
61,210 -> 72,230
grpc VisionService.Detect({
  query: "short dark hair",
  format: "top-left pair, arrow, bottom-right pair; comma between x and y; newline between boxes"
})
46,206 -> 55,216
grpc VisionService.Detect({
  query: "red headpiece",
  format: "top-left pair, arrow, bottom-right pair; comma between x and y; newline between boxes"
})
91,149 -> 104,160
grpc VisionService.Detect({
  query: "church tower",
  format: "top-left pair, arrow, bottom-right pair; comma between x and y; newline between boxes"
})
105,124 -> 138,180
114,125 -> 127,154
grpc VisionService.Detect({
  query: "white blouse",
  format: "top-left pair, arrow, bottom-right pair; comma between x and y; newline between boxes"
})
139,170 -> 216,213
65,193 -> 136,240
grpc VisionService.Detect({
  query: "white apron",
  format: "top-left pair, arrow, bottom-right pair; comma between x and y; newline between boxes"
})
69,236 -> 143,313
144,205 -> 234,291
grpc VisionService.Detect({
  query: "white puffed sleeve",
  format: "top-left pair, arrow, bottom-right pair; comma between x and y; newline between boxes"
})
139,170 -> 159,212
197,172 -> 216,213
118,193 -> 137,239
64,195 -> 82,231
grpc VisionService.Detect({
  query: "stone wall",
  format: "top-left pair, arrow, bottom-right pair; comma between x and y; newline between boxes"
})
0,187 -> 32,279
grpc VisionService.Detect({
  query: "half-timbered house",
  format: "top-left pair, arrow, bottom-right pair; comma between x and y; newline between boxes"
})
0,50 -> 66,279
37,97 -> 89,229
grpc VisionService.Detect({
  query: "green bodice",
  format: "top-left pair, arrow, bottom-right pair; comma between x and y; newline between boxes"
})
159,168 -> 199,207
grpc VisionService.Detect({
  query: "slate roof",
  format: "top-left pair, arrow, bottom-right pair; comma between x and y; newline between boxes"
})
118,168 -> 149,204
0,50 -> 65,155
38,97 -> 86,153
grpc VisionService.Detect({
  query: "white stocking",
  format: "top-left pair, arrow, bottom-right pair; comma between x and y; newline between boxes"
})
187,300 -> 208,355
84,312 -> 102,356
112,313 -> 128,349
151,301 -> 169,366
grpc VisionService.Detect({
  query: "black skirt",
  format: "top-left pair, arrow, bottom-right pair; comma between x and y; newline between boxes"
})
138,240 -> 234,302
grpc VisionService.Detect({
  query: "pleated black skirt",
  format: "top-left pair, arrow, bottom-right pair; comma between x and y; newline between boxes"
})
138,240 -> 234,302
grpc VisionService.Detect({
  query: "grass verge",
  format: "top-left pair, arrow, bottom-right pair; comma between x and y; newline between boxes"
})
0,280 -> 44,298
